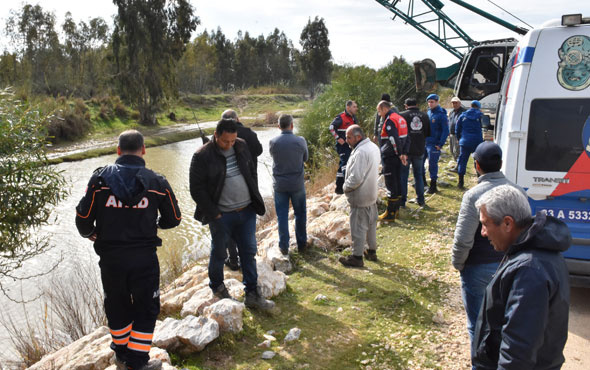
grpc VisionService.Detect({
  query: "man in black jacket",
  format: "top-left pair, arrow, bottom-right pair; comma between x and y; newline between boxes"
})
400,98 -> 430,207
189,119 -> 274,311
220,109 -> 263,270
76,130 -> 181,370
473,185 -> 570,369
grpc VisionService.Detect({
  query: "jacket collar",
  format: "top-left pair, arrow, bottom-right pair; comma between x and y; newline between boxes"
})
115,154 -> 146,167
477,171 -> 505,184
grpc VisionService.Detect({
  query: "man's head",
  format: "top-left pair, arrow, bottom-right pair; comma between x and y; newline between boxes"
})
345,124 -> 365,148
214,119 -> 238,151
117,130 -> 145,157
278,114 -> 293,130
381,93 -> 391,102
451,96 -> 461,111
346,100 -> 358,116
471,100 -> 481,109
404,98 -> 417,109
376,100 -> 392,118
473,141 -> 502,175
221,109 -> 238,122
426,93 -> 439,110
475,185 -> 532,252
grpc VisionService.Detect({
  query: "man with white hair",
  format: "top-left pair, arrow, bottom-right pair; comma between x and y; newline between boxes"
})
472,184 -> 571,369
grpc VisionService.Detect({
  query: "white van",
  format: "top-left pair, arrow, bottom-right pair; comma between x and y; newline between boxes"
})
495,14 -> 590,286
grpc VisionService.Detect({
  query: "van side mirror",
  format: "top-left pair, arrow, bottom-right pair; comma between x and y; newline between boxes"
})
481,114 -> 492,129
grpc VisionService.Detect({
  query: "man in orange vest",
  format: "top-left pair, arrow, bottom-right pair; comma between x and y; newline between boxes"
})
329,100 -> 358,194
377,100 -> 409,221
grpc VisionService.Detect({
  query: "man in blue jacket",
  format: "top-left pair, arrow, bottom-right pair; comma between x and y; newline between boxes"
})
76,130 -> 181,370
473,185 -> 570,369
455,100 -> 484,189
425,94 -> 449,194
270,114 -> 309,255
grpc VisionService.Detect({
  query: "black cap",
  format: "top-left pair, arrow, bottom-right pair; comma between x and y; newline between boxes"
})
381,93 -> 391,102
404,98 -> 417,106
473,141 -> 502,166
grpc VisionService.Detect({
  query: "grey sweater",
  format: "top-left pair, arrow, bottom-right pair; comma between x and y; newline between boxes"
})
452,171 -> 524,270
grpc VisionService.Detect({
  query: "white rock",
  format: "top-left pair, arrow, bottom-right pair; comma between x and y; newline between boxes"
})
153,315 -> 219,353
28,326 -> 112,370
329,194 -> 350,213
307,211 -> 351,249
314,294 -> 327,301
261,350 -> 276,359
432,310 -> 446,324
266,330 -> 276,335
202,299 -> 245,334
266,244 -> 293,273
257,339 -> 272,348
357,288 -> 367,293
180,286 -> 217,317
263,334 -> 277,342
284,327 -> 301,343
256,259 -> 287,298
337,307 -> 343,313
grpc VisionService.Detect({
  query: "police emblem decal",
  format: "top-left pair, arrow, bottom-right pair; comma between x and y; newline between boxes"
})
557,35 -> 590,91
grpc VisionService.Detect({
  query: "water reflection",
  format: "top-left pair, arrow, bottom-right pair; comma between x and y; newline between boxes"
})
0,127 -> 280,361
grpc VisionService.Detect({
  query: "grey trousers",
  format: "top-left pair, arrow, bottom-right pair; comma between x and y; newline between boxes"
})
350,203 -> 378,256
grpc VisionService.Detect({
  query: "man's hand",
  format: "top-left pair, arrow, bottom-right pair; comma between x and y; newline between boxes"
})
435,145 -> 441,150
400,155 -> 408,166
88,233 -> 97,241
215,213 -> 222,219
337,138 -> 345,145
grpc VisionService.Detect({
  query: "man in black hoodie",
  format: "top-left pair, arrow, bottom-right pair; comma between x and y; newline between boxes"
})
473,184 -> 570,369
76,130 -> 181,370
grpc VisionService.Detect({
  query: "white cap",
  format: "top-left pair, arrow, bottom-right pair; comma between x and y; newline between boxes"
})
451,97 -> 461,103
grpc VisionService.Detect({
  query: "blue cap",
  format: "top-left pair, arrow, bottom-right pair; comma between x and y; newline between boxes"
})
473,141 -> 502,166
426,93 -> 439,101
471,100 -> 481,108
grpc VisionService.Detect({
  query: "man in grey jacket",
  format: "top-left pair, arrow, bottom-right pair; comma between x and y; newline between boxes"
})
269,114 -> 309,255
452,141 -> 524,355
339,125 -> 381,267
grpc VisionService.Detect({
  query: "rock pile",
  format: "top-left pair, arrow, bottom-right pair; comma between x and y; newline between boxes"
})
29,185 -> 356,369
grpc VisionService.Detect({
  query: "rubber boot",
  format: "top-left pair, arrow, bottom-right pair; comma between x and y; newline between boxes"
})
425,179 -> 438,194
378,197 -> 397,221
458,174 -> 465,189
335,177 -> 344,194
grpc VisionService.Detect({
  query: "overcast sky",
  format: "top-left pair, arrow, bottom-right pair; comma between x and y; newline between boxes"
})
1,0 -> 589,69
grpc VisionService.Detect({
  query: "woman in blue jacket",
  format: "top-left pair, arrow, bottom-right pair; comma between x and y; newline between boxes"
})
455,100 -> 484,188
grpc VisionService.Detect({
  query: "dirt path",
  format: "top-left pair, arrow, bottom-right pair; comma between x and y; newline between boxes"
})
563,287 -> 590,369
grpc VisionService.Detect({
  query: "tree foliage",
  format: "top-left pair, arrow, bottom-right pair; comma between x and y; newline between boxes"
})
0,89 -> 66,282
112,0 -> 199,125
299,16 -> 332,97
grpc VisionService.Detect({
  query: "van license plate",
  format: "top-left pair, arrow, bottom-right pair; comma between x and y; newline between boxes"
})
536,208 -> 590,223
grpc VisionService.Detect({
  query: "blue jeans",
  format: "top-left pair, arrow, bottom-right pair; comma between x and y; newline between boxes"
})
401,155 -> 425,204
460,262 -> 499,342
208,206 -> 258,293
457,141 -> 481,175
426,144 -> 441,181
274,188 -> 307,252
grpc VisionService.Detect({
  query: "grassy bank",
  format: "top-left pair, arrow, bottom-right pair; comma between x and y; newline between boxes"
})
170,150 -> 471,369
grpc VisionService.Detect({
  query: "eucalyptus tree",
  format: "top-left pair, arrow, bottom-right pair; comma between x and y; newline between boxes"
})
112,0 -> 199,125
299,16 -> 332,97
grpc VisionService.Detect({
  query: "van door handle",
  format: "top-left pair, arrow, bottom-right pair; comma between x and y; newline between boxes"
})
509,131 -> 526,139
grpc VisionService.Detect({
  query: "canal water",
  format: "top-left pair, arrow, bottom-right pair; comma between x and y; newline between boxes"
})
0,127 -> 281,364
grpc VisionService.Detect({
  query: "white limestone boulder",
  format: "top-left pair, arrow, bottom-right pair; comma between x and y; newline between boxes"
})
153,316 -> 219,354
202,299 -> 245,334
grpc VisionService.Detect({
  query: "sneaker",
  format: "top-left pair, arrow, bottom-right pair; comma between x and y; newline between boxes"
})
130,359 -> 162,370
339,254 -> 364,267
224,257 -> 240,271
245,289 -> 275,311
212,283 -> 232,300
363,249 -> 377,262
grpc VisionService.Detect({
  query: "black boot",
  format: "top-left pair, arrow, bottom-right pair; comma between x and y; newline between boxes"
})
425,179 -> 438,194
245,289 -> 275,311
339,254 -> 364,267
458,174 -> 465,189
335,177 -> 344,194
378,197 -> 397,221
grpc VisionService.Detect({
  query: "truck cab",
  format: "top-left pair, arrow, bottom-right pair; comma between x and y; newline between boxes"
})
494,15 -> 590,286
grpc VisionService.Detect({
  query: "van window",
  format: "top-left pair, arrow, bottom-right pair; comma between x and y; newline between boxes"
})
457,46 -> 512,100
494,48 -> 518,148
526,99 -> 590,172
